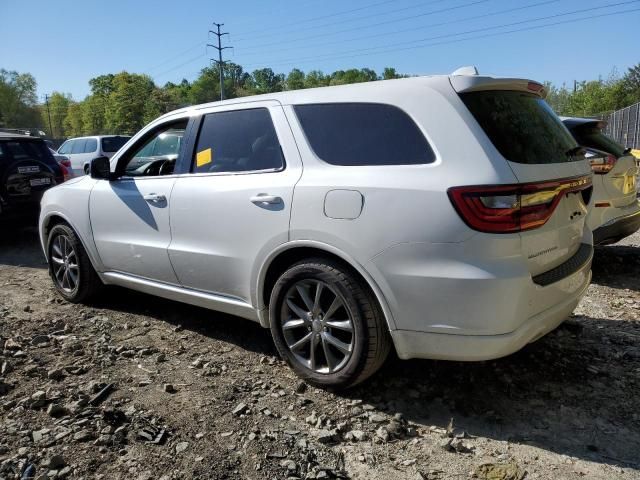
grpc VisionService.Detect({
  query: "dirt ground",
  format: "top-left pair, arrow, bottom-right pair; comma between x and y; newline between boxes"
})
1,225 -> 639,480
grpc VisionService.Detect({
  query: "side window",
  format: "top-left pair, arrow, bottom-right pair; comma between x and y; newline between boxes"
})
71,139 -> 86,154
58,141 -> 71,155
84,138 -> 98,153
294,103 -> 435,166
192,108 -> 284,174
119,120 -> 188,177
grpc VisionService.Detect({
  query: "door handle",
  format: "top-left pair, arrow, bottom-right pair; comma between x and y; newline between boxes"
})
143,193 -> 166,203
250,194 -> 282,205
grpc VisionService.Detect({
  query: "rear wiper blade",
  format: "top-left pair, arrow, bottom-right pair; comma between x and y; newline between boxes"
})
565,146 -> 585,158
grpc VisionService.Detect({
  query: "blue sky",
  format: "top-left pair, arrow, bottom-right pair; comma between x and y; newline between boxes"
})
1,0 -> 639,100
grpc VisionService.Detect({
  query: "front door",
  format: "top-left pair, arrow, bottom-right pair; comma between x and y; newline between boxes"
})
89,119 -> 188,284
168,103 -> 302,303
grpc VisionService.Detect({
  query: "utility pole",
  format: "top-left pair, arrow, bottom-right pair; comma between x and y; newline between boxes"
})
44,94 -> 54,138
207,23 -> 232,101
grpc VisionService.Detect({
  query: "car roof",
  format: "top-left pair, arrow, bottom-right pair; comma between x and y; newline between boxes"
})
0,132 -> 45,141
63,135 -> 130,141
157,71 -> 544,121
560,116 -> 605,130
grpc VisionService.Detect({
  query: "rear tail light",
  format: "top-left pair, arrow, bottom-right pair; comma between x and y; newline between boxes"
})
448,176 -> 592,233
590,154 -> 616,174
59,163 -> 71,182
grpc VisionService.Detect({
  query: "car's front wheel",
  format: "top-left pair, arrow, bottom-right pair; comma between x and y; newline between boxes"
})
269,258 -> 391,389
47,223 -> 102,303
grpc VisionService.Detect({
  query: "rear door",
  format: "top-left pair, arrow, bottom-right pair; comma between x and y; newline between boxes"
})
168,102 -> 302,303
456,81 -> 592,277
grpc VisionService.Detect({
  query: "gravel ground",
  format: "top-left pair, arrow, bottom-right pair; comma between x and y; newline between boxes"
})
0,226 -> 639,480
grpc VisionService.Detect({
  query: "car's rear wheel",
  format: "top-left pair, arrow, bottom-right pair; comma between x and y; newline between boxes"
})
269,258 -> 390,389
47,223 -> 102,303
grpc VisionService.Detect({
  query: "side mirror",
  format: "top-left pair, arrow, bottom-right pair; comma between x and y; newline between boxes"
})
90,157 -> 112,180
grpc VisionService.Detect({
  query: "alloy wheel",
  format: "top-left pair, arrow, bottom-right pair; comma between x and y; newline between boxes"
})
280,280 -> 355,374
50,234 -> 79,293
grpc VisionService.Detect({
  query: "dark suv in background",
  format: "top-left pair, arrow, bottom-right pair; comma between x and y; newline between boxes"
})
0,133 -> 64,223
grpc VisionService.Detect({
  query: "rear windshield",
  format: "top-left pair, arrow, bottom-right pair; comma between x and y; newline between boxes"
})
460,91 -> 580,164
0,139 -> 55,164
102,136 -> 130,153
572,125 -> 626,158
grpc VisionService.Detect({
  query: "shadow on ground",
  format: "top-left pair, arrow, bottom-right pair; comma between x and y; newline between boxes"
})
0,224 -> 46,269
3,225 -> 639,471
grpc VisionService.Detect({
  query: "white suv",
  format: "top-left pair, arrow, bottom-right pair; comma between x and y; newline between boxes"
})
39,70 -> 594,388
57,135 -> 130,175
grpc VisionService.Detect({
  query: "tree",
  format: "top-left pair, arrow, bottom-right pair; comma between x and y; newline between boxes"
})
622,63 -> 640,104
42,92 -> 71,138
0,69 -> 40,128
303,70 -> 328,89
286,69 -> 306,90
64,102 -> 84,137
103,72 -> 155,134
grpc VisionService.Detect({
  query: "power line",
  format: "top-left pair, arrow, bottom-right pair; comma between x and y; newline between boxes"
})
233,0 -> 439,41
234,0 -> 488,43
240,0 -> 640,68
238,0 -> 562,57
207,22 -> 233,100
144,41 -> 207,74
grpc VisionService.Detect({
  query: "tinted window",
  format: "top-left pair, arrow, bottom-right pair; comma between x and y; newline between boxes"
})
84,138 -> 98,153
192,108 -> 284,173
71,139 -> 86,154
102,136 -> 130,153
294,103 -> 434,166
121,121 -> 187,177
1,139 -> 55,164
460,91 -> 580,164
58,140 -> 72,155
572,125 -> 626,158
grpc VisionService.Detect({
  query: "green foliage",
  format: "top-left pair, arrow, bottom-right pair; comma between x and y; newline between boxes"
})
0,69 -> 40,128
6,61 -> 640,140
42,91 -> 71,138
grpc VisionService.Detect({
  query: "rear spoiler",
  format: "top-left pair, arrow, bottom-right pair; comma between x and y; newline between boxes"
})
450,76 -> 547,99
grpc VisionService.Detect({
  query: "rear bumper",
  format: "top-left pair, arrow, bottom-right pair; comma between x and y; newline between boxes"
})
593,206 -> 640,245
368,239 -> 593,361
391,269 -> 591,361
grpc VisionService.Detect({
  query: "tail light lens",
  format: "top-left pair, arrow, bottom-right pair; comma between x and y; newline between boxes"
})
59,163 -> 71,182
590,154 -> 616,174
448,176 -> 592,233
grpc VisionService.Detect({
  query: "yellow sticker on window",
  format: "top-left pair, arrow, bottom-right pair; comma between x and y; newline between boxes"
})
196,148 -> 212,167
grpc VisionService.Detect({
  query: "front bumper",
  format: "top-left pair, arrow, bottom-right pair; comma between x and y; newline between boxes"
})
593,207 -> 640,245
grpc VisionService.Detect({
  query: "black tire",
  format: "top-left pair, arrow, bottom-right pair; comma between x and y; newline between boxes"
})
269,258 -> 391,389
47,223 -> 102,303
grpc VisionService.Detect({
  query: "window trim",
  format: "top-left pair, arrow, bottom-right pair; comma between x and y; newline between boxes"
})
187,107 -> 287,176
293,101 -> 436,167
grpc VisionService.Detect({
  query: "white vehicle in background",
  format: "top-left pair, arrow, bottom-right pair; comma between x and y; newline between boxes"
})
40,69 -> 594,388
57,135 -> 130,175
562,117 -> 640,245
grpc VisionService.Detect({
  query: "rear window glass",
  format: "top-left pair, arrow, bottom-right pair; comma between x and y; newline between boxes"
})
1,140 -> 54,163
572,125 -> 626,158
294,103 -> 435,166
460,91 -> 580,164
102,136 -> 130,153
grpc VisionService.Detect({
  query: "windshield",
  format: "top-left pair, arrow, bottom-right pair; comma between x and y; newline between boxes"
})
572,125 -> 626,158
460,90 -> 581,164
101,136 -> 131,153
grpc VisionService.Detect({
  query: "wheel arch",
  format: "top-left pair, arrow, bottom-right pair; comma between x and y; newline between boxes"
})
40,212 -> 102,273
256,241 -> 396,331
